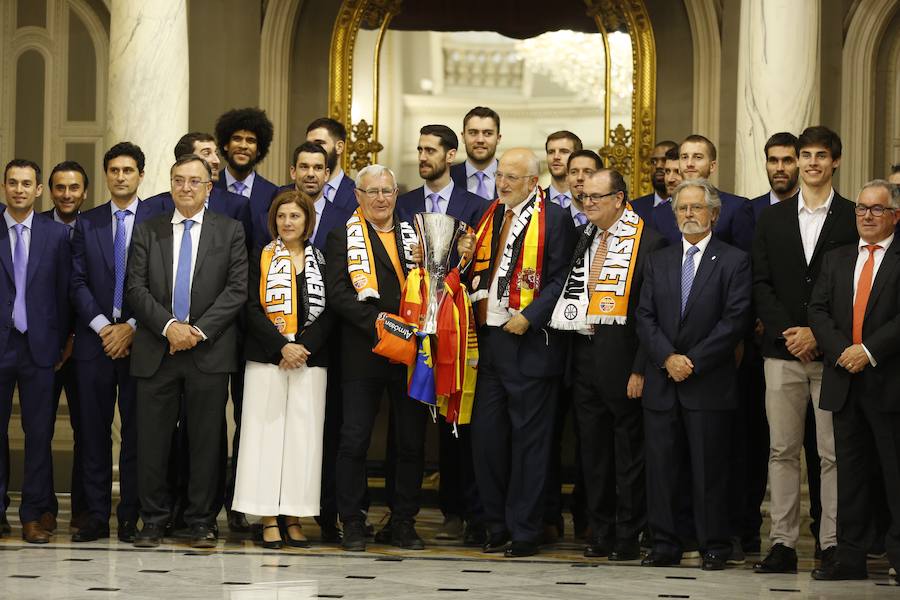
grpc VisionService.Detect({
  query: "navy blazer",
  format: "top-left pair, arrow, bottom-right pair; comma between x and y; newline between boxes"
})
331,173 -> 358,212
450,161 -> 496,200
749,192 -> 773,224
650,190 -> 755,252
396,184 -> 488,228
630,193 -> 656,223
0,213 -> 71,367
636,236 -> 752,411
214,170 -> 278,250
148,187 -> 252,250
70,199 -> 168,361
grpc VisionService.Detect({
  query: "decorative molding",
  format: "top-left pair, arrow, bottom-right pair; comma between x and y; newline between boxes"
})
347,119 -> 383,171
887,21 -> 900,170
599,124 -> 634,178
682,0 -> 720,153
839,0 -> 898,195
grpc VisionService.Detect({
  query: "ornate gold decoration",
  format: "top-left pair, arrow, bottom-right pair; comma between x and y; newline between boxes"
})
347,119 -> 384,171
599,124 -> 634,178
361,0 -> 402,29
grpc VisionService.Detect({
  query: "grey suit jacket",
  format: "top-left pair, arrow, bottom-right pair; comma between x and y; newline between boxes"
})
126,209 -> 248,377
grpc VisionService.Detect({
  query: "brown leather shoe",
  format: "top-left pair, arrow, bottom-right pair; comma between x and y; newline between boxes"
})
39,512 -> 57,533
22,521 -> 51,544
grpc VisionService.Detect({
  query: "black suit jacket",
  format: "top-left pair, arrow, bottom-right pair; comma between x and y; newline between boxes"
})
325,218 -> 408,380
126,210 -> 248,377
570,224 -> 667,394
809,242 -> 900,413
396,183 -> 488,228
752,191 -> 858,360
244,246 -> 332,367
450,161 -> 496,200
636,236 -> 752,411
214,170 -> 278,249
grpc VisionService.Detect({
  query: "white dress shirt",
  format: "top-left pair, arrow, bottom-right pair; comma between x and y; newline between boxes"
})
681,231 -> 713,276
465,159 -> 497,197
486,199 -> 528,326
853,234 -> 894,365
89,198 -> 140,333
224,169 -> 255,198
423,180 -> 454,214
797,188 -> 834,265
162,208 -> 207,338
653,191 -> 667,207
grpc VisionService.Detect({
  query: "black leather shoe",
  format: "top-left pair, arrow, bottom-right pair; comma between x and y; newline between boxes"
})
374,518 -> 393,544
641,551 -> 681,567
505,541 -> 538,557
811,560 -> 867,581
341,520 -> 367,552
319,521 -> 342,543
117,521 -> 137,543
0,513 -> 11,535
819,545 -> 836,569
261,524 -> 283,550
583,539 -> 611,558
227,510 -> 250,534
391,520 -> 425,550
463,522 -> 486,547
609,539 -> 641,561
134,523 -> 162,548
72,518 -> 110,542
753,543 -> 797,574
702,552 -> 727,571
483,531 -> 510,553
190,524 -> 217,548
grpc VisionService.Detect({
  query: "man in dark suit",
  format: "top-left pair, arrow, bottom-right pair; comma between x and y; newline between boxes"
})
214,107 -> 278,250
306,117 -> 358,213
450,106 -> 501,201
69,143 -> 166,543
396,124 -> 488,544
752,126 -> 857,574
808,179 -> 900,581
467,148 -> 575,558
636,178 -> 752,570
127,154 -> 248,548
650,135 -> 754,251
553,169 -> 666,560
749,132 -> 800,222
631,140 -> 678,222
326,164 -> 429,552
0,159 -> 71,543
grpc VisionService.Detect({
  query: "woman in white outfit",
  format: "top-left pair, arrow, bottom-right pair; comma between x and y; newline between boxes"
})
232,189 -> 332,548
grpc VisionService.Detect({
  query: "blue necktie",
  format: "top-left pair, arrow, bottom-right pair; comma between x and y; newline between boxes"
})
12,224 -> 27,333
475,171 -> 489,199
574,213 -> 588,226
231,180 -> 246,197
427,192 -> 441,213
173,220 -> 195,322
681,245 -> 700,316
555,193 -> 570,209
113,210 -> 129,315
323,183 -> 335,202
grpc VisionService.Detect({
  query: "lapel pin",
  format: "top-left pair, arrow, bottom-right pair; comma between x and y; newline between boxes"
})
711,255 -> 717,261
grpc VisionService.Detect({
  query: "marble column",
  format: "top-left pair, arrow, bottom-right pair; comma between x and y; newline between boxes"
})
734,0 -> 820,197
107,0 -> 189,195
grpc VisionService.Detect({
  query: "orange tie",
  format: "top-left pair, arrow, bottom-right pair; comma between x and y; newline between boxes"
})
588,230 -> 610,293
852,244 -> 880,344
476,208 -> 516,325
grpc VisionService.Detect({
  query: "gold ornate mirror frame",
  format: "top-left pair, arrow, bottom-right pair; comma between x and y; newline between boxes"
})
328,0 -> 656,196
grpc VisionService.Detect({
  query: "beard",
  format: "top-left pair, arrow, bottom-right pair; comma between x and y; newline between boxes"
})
225,152 -> 258,175
679,220 -> 710,236
326,148 -> 339,172
769,172 -> 798,194
421,160 -> 447,182
652,171 -> 667,196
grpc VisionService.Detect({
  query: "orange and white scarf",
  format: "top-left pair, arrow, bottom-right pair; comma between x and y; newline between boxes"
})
345,207 -> 417,301
259,238 -> 326,340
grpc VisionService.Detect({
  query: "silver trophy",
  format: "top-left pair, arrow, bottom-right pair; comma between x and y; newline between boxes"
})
414,212 -> 467,334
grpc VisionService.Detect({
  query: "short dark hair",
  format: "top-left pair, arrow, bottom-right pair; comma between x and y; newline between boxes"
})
292,142 -> 328,166
104,141 -> 145,172
798,126 -> 842,159
654,140 -> 678,153
545,130 -> 583,153
267,189 -> 315,242
462,106 -> 500,131
49,160 -> 89,190
305,117 -> 347,142
420,124 -> 458,152
4,159 -> 41,184
597,168 -> 628,201
681,134 -> 717,161
170,153 -> 212,179
764,132 -> 799,158
567,149 -> 604,170
174,132 -> 216,159
215,107 -> 275,162
664,147 -> 680,161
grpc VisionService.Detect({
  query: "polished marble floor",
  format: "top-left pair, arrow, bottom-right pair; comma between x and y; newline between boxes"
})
1,500 -> 897,600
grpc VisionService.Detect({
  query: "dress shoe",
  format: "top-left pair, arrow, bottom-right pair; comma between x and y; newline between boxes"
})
641,551 -> 681,567
134,523 -> 162,548
753,543 -> 797,574
71,518 -> 110,542
22,521 -> 50,544
483,531 -> 510,553
261,524 -> 283,550
463,522 -> 486,547
374,518 -> 393,544
319,521 -> 342,543
609,539 -> 641,561
341,520 -> 367,552
283,522 -> 310,548
39,512 -> 57,533
0,512 -> 11,535
190,524 -> 217,548
811,560 -> 867,581
435,515 -> 463,540
701,552 -> 727,571
505,541 -> 538,558
391,520 -> 425,550
227,510 -> 250,534
819,545 -> 836,569
117,521 -> 137,543
727,537 -> 746,565
583,539 -> 611,558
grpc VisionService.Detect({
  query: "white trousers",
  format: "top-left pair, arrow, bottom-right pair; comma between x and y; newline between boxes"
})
232,361 -> 327,517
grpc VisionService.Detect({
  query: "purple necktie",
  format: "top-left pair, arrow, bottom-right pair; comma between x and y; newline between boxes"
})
113,210 -> 129,314
555,193 -> 570,209
324,183 -> 335,202
427,192 -> 441,213
12,223 -> 27,333
475,171 -> 489,199
574,213 -> 588,226
231,180 -> 246,196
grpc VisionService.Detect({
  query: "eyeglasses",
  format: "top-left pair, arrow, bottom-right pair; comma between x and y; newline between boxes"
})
495,172 -> 531,183
171,177 -> 210,190
675,203 -> 709,214
855,204 -> 895,217
360,187 -> 397,199
581,192 -> 619,204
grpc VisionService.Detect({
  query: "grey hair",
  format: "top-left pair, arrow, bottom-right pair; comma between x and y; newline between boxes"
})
355,164 -> 397,188
525,153 -> 540,176
671,178 -> 721,213
859,178 -> 900,209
